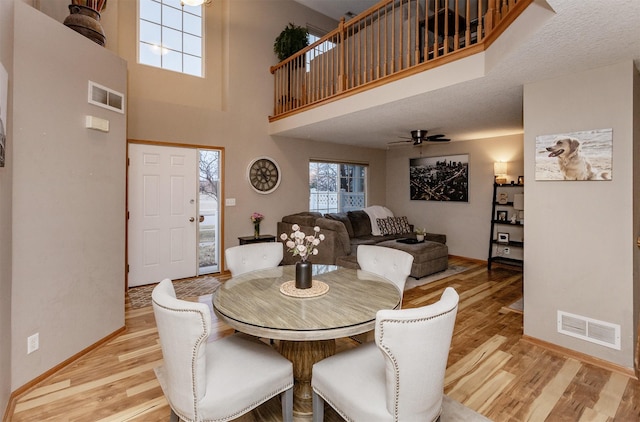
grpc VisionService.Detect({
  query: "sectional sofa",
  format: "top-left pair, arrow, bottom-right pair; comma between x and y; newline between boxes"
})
277,210 -> 449,278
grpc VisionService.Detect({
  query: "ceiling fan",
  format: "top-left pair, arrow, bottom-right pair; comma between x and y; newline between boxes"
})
388,130 -> 451,146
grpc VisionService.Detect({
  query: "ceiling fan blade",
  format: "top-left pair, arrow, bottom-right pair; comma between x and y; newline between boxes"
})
428,137 -> 450,142
426,134 -> 446,140
387,139 -> 413,145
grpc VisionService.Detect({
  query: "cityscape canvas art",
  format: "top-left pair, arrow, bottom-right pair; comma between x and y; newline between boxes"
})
410,154 -> 469,202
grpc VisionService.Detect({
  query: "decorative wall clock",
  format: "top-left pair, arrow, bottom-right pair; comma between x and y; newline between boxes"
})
247,157 -> 281,194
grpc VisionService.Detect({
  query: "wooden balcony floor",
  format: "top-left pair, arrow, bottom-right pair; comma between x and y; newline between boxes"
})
9,257 -> 640,421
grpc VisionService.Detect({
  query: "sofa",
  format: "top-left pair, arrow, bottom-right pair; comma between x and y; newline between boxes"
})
277,209 -> 448,278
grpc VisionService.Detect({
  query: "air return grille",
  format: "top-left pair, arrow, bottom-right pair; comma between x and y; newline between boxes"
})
557,311 -> 620,350
88,81 -> 124,114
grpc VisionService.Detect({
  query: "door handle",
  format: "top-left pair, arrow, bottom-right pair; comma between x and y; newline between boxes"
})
189,217 -> 195,222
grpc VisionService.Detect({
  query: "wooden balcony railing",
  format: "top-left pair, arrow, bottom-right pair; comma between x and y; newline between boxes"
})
270,0 -> 531,120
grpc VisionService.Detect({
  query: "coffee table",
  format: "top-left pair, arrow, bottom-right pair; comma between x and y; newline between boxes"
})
212,264 -> 400,415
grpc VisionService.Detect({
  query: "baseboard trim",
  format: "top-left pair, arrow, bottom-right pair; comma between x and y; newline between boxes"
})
3,326 -> 126,422
521,335 -> 638,380
447,254 -> 485,265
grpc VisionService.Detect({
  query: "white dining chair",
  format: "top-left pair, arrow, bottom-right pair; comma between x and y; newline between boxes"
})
151,278 -> 294,422
225,242 -> 283,276
357,245 -> 414,305
312,287 -> 459,422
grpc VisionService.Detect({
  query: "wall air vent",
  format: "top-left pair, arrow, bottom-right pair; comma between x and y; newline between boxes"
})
88,81 -> 124,114
557,311 -> 620,350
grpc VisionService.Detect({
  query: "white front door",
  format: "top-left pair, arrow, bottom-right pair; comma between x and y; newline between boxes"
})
128,144 -> 198,287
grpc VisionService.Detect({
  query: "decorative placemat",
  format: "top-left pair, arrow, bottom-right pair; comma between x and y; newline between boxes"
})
280,280 -> 329,298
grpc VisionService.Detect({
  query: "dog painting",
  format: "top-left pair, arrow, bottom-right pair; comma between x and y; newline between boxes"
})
535,129 -> 612,181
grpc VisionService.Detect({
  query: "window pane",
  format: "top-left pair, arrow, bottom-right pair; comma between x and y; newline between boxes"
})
309,162 -> 366,213
140,0 -> 161,22
183,13 -> 201,36
138,0 -> 203,77
162,4 -> 182,31
162,26 -> 182,51
184,5 -> 202,17
163,0 -> 182,9
183,33 -> 201,56
184,55 -> 202,77
163,49 -> 182,72
139,42 -> 162,66
140,20 -> 161,44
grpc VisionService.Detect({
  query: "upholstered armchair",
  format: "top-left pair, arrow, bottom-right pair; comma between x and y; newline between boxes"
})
311,287 -> 459,422
224,242 -> 283,276
151,279 -> 294,422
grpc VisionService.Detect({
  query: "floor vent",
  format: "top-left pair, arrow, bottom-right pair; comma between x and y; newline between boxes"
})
557,311 -> 620,350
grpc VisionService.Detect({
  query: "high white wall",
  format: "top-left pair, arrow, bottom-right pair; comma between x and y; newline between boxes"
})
117,0 -> 387,247
11,1 -> 127,389
523,61 -> 638,368
386,135 -> 524,260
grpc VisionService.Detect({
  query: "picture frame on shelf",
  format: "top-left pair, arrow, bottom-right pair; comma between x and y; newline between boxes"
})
497,232 -> 510,243
496,210 -> 508,221
518,175 -> 524,185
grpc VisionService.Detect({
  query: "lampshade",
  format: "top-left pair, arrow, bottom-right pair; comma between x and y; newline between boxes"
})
494,162 -> 507,176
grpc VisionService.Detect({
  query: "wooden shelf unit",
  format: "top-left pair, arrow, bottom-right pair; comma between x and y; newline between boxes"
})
488,182 -> 524,270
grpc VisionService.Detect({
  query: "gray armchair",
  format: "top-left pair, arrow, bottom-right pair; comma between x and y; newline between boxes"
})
151,279 -> 294,422
312,287 -> 459,422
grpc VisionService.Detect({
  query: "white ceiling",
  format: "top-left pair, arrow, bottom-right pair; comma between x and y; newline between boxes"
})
293,0 -> 379,21
283,0 -> 640,149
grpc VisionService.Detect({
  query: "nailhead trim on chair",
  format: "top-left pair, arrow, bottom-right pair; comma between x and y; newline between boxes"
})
378,305 -> 458,422
154,298 -> 294,422
152,299 -> 209,422
214,384 -> 294,422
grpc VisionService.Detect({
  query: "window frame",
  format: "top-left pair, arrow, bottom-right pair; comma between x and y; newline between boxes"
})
137,0 -> 204,77
309,160 -> 368,214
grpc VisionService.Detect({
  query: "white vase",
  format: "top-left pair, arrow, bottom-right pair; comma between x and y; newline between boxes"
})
416,234 -> 425,242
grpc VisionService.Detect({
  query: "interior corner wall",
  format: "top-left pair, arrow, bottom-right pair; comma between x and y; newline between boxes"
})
11,1 -> 127,389
523,61 -> 636,368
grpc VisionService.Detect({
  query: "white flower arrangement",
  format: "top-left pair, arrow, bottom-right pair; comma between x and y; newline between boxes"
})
280,224 -> 325,262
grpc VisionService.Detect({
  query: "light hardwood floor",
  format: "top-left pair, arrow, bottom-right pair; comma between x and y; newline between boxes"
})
8,257 -> 640,421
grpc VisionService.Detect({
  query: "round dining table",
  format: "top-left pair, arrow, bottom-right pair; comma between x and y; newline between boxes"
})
212,264 -> 401,415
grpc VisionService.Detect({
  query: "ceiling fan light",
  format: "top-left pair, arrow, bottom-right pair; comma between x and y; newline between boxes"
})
181,0 -> 204,6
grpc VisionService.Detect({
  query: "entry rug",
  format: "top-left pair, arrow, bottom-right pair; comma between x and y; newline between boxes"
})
127,276 -> 221,309
404,264 -> 468,290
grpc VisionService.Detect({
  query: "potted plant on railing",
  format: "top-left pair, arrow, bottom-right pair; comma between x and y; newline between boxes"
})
273,22 -> 309,62
273,23 -> 309,112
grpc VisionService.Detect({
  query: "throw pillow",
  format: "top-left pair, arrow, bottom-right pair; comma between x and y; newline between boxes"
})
377,217 -> 392,235
378,216 -> 412,235
348,210 -> 372,237
394,216 -> 412,234
324,212 -> 355,238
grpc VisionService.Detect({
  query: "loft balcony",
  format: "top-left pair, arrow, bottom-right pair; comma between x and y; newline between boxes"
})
269,0 -> 530,122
